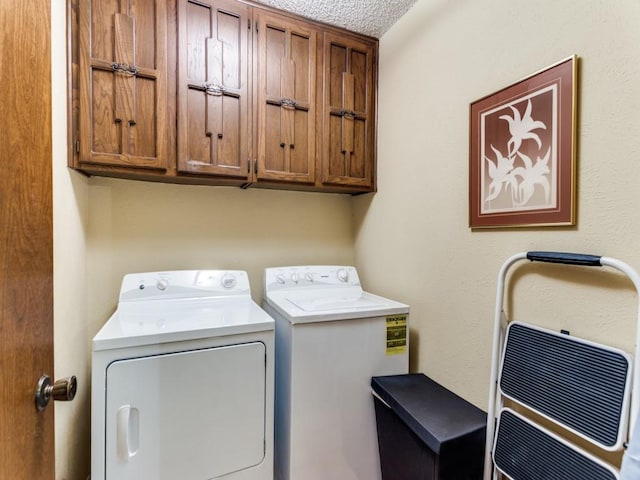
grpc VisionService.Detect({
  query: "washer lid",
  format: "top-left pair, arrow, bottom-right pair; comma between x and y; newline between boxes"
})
265,290 -> 409,324
93,297 -> 274,351
287,293 -> 386,312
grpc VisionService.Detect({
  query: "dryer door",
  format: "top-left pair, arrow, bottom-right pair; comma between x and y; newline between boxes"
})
104,342 -> 266,479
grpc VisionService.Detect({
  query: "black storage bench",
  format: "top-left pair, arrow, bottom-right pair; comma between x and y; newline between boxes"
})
371,374 -> 486,480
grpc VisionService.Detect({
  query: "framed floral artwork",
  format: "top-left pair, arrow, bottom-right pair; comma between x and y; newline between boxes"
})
469,55 -> 578,228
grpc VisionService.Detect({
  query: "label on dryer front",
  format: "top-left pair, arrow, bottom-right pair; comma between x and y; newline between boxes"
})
386,315 -> 407,355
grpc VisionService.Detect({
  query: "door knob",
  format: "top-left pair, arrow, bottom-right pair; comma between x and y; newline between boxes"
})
35,375 -> 77,411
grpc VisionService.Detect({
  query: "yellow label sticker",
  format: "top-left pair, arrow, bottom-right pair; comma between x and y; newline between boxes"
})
386,315 -> 407,355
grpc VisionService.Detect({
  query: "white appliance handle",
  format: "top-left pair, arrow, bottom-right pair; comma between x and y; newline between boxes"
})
117,405 -> 139,462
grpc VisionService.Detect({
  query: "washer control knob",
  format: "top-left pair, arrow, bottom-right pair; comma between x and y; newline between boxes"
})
336,268 -> 349,283
156,278 -> 169,291
276,274 -> 286,285
221,273 -> 237,289
290,272 -> 300,283
304,272 -> 314,282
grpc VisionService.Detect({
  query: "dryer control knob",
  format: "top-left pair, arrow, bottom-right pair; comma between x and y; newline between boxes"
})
221,273 -> 237,289
304,272 -> 314,282
337,268 -> 349,283
290,272 -> 300,283
156,279 -> 169,291
276,274 -> 286,285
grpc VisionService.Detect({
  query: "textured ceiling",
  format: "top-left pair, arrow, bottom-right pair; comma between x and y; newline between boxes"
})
254,0 -> 418,38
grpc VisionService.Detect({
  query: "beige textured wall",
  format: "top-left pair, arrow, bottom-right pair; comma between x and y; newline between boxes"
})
52,3 -> 91,479
355,0 -> 640,410
85,178 -> 356,328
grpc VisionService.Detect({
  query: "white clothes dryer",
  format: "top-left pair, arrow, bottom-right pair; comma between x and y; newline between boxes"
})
92,270 -> 274,480
262,266 -> 409,480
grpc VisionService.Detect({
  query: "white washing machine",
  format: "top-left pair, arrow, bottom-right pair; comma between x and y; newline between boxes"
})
262,265 -> 410,480
92,270 -> 274,480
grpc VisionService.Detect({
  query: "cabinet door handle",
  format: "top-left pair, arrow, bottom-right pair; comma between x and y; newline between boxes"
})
279,98 -> 297,109
203,82 -> 226,96
339,109 -> 356,119
111,63 -> 138,76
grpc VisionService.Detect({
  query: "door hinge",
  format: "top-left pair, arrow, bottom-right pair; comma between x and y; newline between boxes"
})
255,21 -> 258,33
248,18 -> 251,30
247,158 -> 251,174
254,158 -> 258,175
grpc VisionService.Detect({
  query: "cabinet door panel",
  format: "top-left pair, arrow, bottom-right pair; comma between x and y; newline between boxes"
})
217,12 -> 243,89
219,96 -> 242,168
256,12 -> 316,184
291,109 -> 311,174
91,69 -> 120,155
79,0 -> 167,170
89,0 -> 118,61
131,0 -> 159,69
186,88 -> 210,164
178,0 -> 250,179
264,104 -> 283,172
291,34 -> 311,102
130,76 -> 158,158
321,34 -> 375,189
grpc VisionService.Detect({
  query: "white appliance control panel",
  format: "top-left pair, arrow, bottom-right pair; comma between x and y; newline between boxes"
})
264,266 -> 360,291
119,270 -> 251,302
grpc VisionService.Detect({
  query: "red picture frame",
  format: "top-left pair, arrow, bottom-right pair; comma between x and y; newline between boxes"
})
469,56 -> 578,228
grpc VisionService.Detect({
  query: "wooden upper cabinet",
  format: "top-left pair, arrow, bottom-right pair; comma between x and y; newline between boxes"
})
321,33 -> 376,190
255,11 -> 317,185
177,0 -> 251,181
72,0 -> 377,192
78,0 -> 168,170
